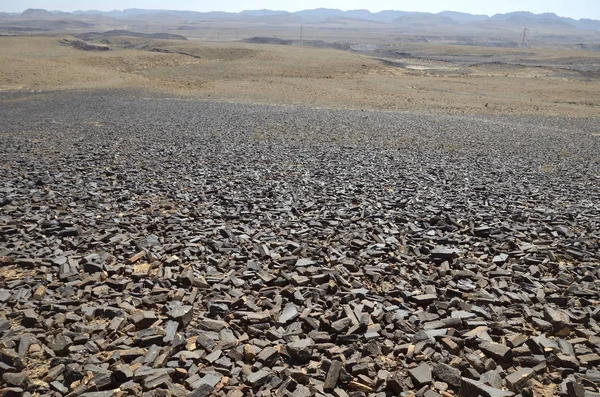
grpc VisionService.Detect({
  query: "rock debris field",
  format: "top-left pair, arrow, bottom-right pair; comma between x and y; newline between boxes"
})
0,90 -> 599,397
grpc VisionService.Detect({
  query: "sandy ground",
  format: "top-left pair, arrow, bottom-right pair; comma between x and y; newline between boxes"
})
1,36 -> 599,117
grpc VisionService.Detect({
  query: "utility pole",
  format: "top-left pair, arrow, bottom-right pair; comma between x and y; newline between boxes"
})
521,28 -> 529,47
300,25 -> 303,41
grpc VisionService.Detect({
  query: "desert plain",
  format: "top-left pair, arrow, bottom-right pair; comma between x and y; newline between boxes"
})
0,8 -> 599,397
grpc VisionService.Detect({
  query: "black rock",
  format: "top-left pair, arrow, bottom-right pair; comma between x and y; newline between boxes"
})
48,334 -> 73,355
433,363 -> 461,388
131,311 -> 158,329
459,378 -> 515,397
246,369 -> 273,386
287,339 -> 315,363
1,372 -> 30,388
324,360 -> 343,391
166,303 -> 194,327
409,363 -> 432,387
479,341 -> 513,362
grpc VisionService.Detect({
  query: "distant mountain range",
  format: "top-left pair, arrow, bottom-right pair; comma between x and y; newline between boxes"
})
9,8 -> 600,30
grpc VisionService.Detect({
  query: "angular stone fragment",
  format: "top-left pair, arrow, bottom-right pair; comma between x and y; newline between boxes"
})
579,353 -> 600,365
433,363 -> 461,388
197,318 -> 226,331
79,392 -> 117,397
114,364 -> 133,382
479,341 -> 513,362
204,349 -> 221,363
189,384 -> 214,397
59,260 -> 79,280
459,378 -> 515,397
130,311 -> 157,329
257,346 -> 278,364
480,371 -> 502,389
142,371 -> 171,390
0,388 -> 25,397
566,381 -> 586,397
32,285 -> 46,300
554,354 -> 579,369
128,251 -> 146,264
409,363 -> 432,387
295,258 -> 315,267
441,337 -> 461,354
348,380 -> 375,393
505,368 -> 534,392
544,306 -> 572,336
246,369 -> 272,386
506,334 -> 528,348
324,360 -> 343,391
287,339 -> 315,363
17,335 -> 33,357
431,247 -> 460,260
21,309 -> 38,327
89,369 -> 114,390
50,380 -> 69,394
411,294 -> 437,305
0,289 -> 11,303
48,334 -> 73,355
64,363 -> 84,384
2,372 -> 30,388
166,304 -> 193,327
331,317 -> 352,333
278,304 -> 299,324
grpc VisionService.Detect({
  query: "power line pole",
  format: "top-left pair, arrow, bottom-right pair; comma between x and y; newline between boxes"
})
300,25 -> 303,41
521,28 -> 529,47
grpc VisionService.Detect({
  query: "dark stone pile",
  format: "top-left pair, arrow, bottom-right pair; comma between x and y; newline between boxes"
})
0,91 -> 599,397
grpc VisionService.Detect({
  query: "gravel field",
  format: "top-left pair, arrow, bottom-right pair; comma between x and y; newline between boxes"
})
1,90 -> 600,397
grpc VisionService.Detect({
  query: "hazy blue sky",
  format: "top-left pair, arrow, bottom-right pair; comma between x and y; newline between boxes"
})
4,0 -> 600,20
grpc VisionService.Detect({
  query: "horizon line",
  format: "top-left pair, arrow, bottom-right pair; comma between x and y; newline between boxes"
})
5,7 -> 593,22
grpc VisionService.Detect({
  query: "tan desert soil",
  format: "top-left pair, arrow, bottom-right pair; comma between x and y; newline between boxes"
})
1,36 -> 599,117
